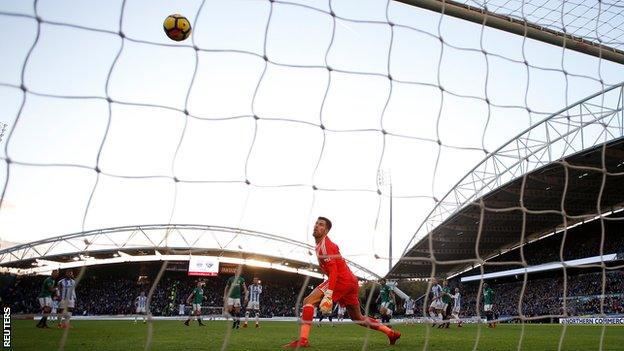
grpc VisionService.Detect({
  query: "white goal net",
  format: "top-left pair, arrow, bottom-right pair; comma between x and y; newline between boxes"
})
0,0 -> 623,350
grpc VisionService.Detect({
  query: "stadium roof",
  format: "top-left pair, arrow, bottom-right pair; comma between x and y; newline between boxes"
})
0,224 -> 379,279
389,136 -> 624,279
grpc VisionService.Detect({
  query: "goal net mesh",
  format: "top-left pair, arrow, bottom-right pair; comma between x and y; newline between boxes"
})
458,0 -> 624,49
0,0 -> 623,349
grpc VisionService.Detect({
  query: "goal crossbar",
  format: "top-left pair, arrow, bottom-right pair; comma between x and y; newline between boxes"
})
396,0 -> 624,65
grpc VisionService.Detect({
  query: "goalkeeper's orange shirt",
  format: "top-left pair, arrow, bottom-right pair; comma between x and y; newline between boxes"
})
315,235 -> 357,291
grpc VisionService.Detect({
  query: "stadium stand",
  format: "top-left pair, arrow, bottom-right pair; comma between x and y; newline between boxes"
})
457,271 -> 624,320
2,213 -> 622,323
442,211 -> 624,321
1,263 -> 320,317
463,211 -> 624,274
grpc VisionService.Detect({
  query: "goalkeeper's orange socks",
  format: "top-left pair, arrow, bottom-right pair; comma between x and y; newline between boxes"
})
365,317 -> 393,337
299,304 -> 315,341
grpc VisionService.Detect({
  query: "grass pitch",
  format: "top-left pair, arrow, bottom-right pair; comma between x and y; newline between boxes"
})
11,320 -> 624,350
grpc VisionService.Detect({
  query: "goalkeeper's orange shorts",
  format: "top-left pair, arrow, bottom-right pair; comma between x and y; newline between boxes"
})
317,276 -> 359,307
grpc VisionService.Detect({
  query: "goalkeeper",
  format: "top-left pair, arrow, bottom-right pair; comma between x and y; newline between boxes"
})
284,217 -> 401,348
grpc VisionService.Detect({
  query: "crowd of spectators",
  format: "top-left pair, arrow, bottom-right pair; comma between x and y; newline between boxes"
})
2,246 -> 623,322
471,215 -> 624,275
4,268 -> 622,321
457,270 -> 624,318
0,266 -> 316,317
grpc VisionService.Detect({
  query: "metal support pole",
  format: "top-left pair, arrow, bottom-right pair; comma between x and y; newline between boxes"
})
389,180 -> 393,273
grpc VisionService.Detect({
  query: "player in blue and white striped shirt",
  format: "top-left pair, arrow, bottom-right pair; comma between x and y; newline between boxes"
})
451,287 -> 463,327
244,277 -> 263,328
428,278 -> 445,326
57,270 -> 76,329
336,305 -> 346,322
134,291 -> 148,324
404,297 -> 415,325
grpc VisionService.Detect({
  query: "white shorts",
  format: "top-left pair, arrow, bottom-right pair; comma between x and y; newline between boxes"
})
248,301 -> 260,310
192,303 -> 202,312
136,306 -> 147,313
430,300 -> 445,310
452,306 -> 460,315
484,304 -> 492,312
39,297 -> 52,308
380,302 -> 393,316
60,299 -> 75,309
227,298 -> 241,308
405,309 -> 414,316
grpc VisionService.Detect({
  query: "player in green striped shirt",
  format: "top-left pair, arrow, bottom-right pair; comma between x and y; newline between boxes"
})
440,280 -> 453,328
483,283 -> 495,328
224,274 -> 247,329
36,270 -> 59,328
376,279 -> 395,325
184,281 -> 206,326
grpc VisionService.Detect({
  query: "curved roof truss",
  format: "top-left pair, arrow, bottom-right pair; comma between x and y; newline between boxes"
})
401,82 -> 624,259
0,224 -> 379,280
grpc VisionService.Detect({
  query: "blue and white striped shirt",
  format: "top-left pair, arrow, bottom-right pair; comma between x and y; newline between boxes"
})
58,278 -> 76,301
249,284 -> 262,303
136,296 -> 147,308
431,284 -> 442,300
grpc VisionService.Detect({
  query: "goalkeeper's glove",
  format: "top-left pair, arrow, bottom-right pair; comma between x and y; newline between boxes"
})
319,289 -> 333,315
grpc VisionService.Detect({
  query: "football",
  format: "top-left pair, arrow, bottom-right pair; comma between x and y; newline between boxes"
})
163,14 -> 192,41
